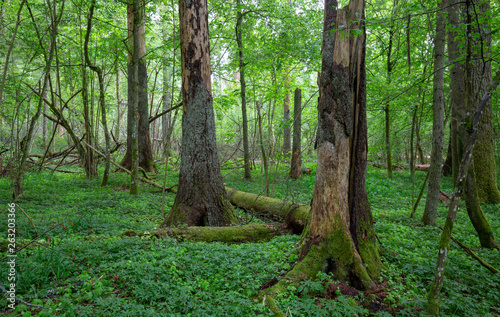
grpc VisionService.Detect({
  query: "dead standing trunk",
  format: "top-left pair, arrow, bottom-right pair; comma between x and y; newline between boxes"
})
162,0 -> 236,227
262,0 -> 381,298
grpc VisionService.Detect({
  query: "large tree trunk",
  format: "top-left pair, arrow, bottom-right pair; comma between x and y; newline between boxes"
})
422,0 -> 446,226
121,0 -> 156,173
469,0 -> 500,204
129,0 -> 141,195
262,0 -> 381,298
459,0 -> 498,248
162,0 -> 236,227
289,88 -> 302,179
235,0 -> 251,179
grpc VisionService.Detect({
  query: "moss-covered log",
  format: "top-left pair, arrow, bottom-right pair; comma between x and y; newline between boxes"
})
153,223 -> 288,243
225,187 -> 310,234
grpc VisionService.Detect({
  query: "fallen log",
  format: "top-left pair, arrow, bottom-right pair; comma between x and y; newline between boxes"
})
439,190 -> 451,205
88,140 -> 310,236
369,161 -> 430,171
225,187 -> 310,234
151,223 -> 288,243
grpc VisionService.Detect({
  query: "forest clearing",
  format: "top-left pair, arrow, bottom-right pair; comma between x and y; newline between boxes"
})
1,0 -> 500,315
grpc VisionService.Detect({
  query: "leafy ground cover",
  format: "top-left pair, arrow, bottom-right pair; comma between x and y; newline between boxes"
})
1,164 -> 499,316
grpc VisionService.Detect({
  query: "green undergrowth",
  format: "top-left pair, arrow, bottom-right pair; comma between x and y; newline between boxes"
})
0,164 -> 499,316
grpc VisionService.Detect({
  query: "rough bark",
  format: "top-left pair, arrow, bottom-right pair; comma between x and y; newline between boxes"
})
289,88 -> 302,179
468,0 -> 500,204
422,0 -> 446,226
461,0 -> 498,248
262,0 -> 380,298
236,0 -> 251,179
129,0 -> 140,195
121,0 -> 156,173
162,0 -> 236,227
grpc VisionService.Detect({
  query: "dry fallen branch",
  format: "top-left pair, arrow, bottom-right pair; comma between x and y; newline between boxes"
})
438,225 -> 499,274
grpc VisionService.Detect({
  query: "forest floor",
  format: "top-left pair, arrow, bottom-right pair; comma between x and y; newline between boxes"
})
1,163 -> 499,316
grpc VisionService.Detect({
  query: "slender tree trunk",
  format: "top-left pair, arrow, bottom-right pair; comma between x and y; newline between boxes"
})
115,50 -> 121,139
0,0 -> 26,122
121,0 -> 156,173
257,102 -> 270,196
283,71 -> 291,158
289,88 -> 302,179
162,0 -> 236,227
422,0 -> 446,226
42,92 -> 47,149
384,1 -> 397,179
235,0 -> 251,179
11,0 -> 62,198
384,105 -> 393,178
162,63 -> 171,157
85,0 -> 110,186
448,0 -> 464,184
410,105 -> 417,215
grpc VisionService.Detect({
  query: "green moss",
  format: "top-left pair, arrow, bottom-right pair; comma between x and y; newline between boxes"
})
119,230 -> 138,237
155,223 -> 286,243
357,239 -> 383,279
264,295 -> 285,317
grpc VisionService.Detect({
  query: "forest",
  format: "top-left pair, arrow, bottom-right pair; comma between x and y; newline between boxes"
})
1,0 -> 500,315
